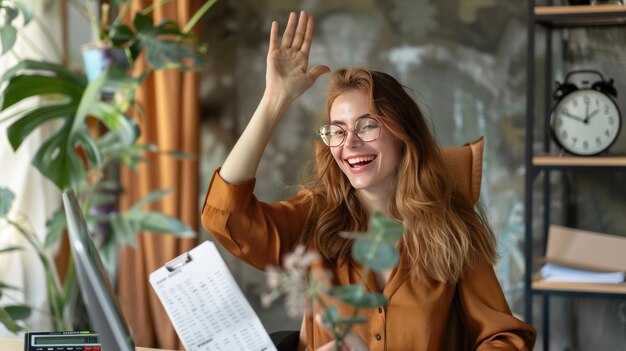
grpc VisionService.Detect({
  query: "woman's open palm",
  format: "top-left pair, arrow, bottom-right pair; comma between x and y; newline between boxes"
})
265,11 -> 329,102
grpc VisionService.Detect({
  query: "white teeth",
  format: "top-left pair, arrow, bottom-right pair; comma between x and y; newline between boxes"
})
346,155 -> 375,165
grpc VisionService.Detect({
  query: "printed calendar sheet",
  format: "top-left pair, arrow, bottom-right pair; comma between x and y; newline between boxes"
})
149,241 -> 277,351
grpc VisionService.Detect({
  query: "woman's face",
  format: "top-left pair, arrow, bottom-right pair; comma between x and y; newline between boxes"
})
328,89 -> 403,196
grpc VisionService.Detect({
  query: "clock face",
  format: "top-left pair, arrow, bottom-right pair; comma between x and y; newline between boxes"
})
551,89 -> 621,156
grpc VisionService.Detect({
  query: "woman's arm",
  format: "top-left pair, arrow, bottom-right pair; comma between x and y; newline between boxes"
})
219,11 -> 329,184
458,262 -> 537,350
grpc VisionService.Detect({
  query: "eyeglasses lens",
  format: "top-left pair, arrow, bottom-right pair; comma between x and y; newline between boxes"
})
319,117 -> 380,147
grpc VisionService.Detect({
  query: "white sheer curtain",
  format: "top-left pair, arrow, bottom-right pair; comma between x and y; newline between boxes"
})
0,0 -> 64,336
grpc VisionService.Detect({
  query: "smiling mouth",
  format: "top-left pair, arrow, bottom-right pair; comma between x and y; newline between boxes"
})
346,155 -> 376,168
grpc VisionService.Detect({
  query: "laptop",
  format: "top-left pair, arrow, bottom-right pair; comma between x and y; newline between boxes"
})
63,190 -> 135,351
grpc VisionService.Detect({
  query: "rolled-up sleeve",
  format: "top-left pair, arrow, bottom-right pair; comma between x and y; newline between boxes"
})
201,168 -> 312,270
458,262 -> 537,350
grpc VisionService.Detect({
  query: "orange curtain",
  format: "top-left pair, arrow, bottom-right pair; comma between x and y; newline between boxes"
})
117,1 -> 202,349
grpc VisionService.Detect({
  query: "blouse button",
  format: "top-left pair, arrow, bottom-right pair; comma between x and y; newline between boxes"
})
376,334 -> 382,341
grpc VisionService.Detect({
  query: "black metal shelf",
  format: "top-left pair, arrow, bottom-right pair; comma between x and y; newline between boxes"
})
531,280 -> 626,298
534,5 -> 626,27
525,3 -> 626,351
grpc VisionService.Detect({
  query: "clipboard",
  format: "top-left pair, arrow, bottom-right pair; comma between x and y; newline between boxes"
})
149,240 -> 277,351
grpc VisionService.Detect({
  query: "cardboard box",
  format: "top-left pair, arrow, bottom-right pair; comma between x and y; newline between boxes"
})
545,225 -> 626,272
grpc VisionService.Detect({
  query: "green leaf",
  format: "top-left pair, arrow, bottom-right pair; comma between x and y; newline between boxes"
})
329,285 -> 387,308
130,211 -> 194,237
109,24 -> 135,47
129,189 -> 172,211
90,101 -> 137,148
133,13 -> 153,32
369,212 -> 404,243
0,2 -> 19,23
31,124 -> 86,190
74,130 -> 103,169
0,74 -> 84,111
335,316 -> 368,326
0,246 -> 22,254
0,281 -> 19,291
11,0 -> 33,25
0,307 -> 22,333
4,305 -> 31,321
321,306 -> 339,326
7,104 -> 75,150
110,213 -> 136,247
0,187 -> 15,216
111,0 -> 130,6
352,239 -> 399,271
0,26 -> 17,55
0,60 -> 86,88
44,209 -> 67,248
143,39 -> 205,70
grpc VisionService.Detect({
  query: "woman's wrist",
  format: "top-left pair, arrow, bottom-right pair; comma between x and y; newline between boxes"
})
259,91 -> 294,123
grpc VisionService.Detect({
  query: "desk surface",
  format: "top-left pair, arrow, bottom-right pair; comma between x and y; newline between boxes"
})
1,337 -> 174,351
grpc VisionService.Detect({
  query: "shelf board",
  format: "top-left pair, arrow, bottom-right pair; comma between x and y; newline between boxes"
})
532,155 -> 626,168
533,279 -> 626,296
534,5 -> 626,27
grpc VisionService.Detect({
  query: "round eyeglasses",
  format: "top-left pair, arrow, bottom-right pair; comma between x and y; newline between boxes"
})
318,116 -> 382,147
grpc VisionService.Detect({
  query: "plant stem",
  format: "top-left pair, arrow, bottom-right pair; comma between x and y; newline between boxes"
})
182,0 -> 218,34
15,28 -> 49,59
31,15 -> 64,61
142,0 -> 173,15
3,217 -> 67,330
110,0 -> 130,29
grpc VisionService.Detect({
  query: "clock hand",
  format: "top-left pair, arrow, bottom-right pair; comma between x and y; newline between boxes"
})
584,108 -> 600,122
562,111 -> 585,122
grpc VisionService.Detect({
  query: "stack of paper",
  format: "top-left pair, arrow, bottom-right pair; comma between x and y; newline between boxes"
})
541,263 -> 626,284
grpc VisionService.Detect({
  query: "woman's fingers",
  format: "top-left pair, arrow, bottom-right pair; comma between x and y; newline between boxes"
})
280,12 -> 298,48
268,21 -> 279,53
290,11 -> 308,50
308,65 -> 331,83
300,13 -> 314,55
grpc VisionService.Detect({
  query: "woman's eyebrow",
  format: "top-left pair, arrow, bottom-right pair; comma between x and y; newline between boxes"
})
331,113 -> 372,125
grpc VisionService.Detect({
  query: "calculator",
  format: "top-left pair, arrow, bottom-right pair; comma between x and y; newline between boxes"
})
24,331 -> 101,351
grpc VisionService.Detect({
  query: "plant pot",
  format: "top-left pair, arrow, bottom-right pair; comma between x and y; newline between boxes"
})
81,42 -> 129,82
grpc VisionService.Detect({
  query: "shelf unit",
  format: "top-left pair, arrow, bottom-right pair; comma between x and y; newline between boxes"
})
524,3 -> 626,351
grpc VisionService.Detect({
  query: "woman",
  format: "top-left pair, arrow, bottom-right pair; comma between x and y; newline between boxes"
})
201,10 -> 536,351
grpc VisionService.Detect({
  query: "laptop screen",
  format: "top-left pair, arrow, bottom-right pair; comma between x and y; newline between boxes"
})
63,190 -> 135,351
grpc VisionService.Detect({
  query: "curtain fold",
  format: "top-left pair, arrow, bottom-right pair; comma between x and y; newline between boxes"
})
117,1 -> 201,349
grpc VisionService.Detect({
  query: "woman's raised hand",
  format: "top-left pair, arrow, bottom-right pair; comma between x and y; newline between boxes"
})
265,11 -> 330,104
219,11 -> 328,184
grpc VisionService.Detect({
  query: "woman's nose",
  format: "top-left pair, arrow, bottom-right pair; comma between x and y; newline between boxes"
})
343,130 -> 362,147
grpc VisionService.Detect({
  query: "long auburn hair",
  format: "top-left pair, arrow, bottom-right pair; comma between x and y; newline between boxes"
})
300,67 -> 496,283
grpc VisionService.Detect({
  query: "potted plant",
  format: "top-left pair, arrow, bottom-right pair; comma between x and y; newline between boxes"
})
0,0 -> 216,331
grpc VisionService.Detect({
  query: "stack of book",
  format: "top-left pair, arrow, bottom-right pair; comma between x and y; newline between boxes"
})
539,225 -> 626,285
541,263 -> 625,284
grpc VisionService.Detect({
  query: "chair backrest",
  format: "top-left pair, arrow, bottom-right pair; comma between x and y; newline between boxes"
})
440,136 -> 484,205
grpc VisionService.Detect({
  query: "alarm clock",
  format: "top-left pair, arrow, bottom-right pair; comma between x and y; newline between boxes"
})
550,70 -> 622,156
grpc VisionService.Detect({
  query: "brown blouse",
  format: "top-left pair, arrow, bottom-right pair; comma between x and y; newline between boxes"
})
201,169 -> 536,351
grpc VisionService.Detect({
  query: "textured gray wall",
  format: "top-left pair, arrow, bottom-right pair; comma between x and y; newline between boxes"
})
198,1 -> 626,349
